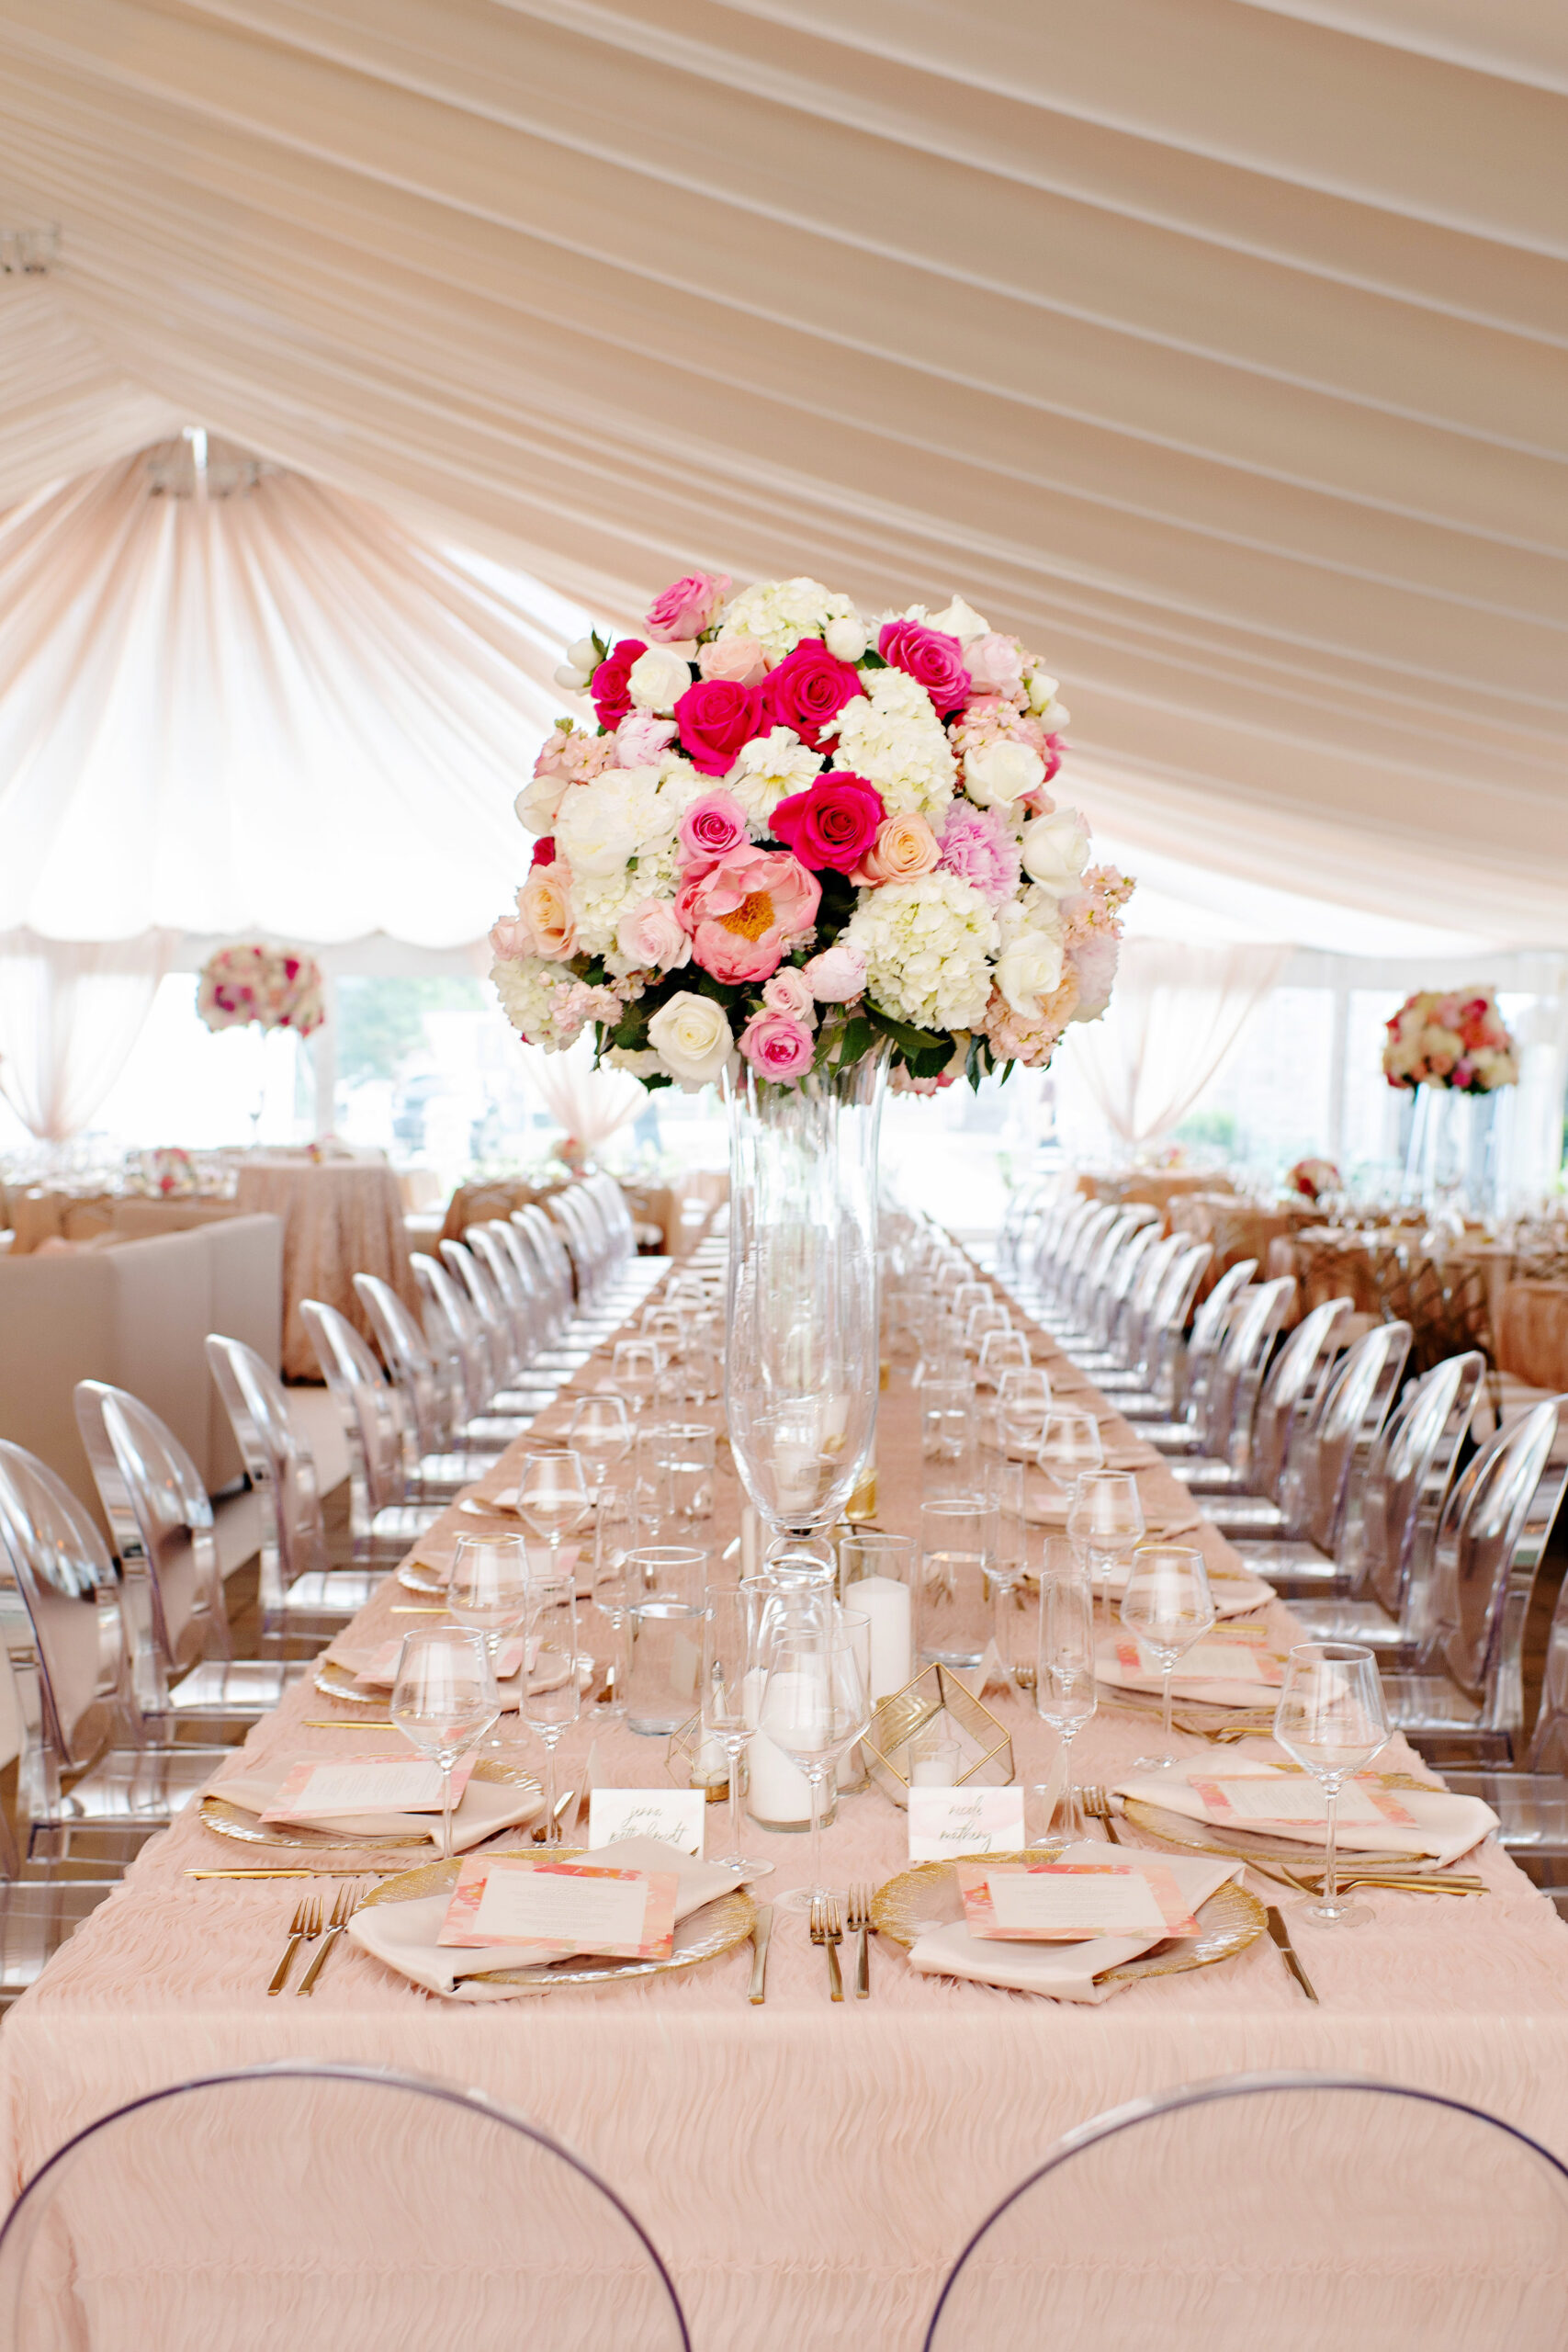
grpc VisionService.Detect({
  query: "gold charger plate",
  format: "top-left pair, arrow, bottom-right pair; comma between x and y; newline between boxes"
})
197,1758 -> 541,1851
870,1849 -> 1266,1988
361,1849 -> 756,1992
397,1558 -> 448,1596
1122,1778 -> 1442,1871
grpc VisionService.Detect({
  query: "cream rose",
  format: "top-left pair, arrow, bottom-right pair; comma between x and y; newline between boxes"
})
627,644 -> 696,714
1020,808 -> 1090,896
698,634 -> 768,685
615,896 -> 689,974
995,924 -> 1066,1020
964,739 -> 1045,810
648,990 -> 736,1090
824,615 -> 868,662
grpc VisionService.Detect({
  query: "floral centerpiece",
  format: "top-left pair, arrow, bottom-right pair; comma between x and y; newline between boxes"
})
489,572 -> 1131,1091
1382,988 -> 1517,1093
1287,1156 -> 1339,1204
197,944 -> 326,1038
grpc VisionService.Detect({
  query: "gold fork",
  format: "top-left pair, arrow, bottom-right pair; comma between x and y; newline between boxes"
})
296,1882 -> 363,1996
267,1894 -> 320,1996
847,1883 -> 873,1999
1080,1787 -> 1123,1845
809,1895 -> 844,2002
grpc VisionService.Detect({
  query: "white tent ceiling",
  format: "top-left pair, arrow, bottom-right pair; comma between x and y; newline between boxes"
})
0,0 -> 1564,944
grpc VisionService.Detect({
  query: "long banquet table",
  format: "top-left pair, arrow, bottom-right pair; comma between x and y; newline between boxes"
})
5,1246 -> 1568,2346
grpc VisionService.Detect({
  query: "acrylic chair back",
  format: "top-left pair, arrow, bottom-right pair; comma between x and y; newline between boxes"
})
1249,1296 -> 1353,1498
1529,1556 -> 1568,1775
1137,1244 -> 1213,1403
1110,1229 -> 1179,1363
0,1443 -> 131,1799
1092,1219 -> 1161,1351
513,1204 -> 574,1332
468,1222 -> 542,1363
1200,1276 -> 1295,1475
1352,1351 -> 1484,1629
412,1251 -> 493,1422
1071,1206 -> 1151,1333
0,2061 -> 692,2352
299,1297 -> 412,1535
440,1238 -> 524,1387
491,1217 -> 567,1341
353,1272 -> 452,1457
1419,1395 -> 1568,1734
1174,1257 -> 1257,1424
1280,1318 -> 1412,1554
1028,1193 -> 1096,1306
204,1332 -> 329,1611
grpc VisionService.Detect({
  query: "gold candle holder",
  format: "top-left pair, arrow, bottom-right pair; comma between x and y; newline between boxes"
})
861,1663 -> 1013,1809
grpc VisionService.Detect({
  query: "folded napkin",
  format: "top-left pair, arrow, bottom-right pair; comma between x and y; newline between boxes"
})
908,1841 -> 1242,2004
1112,1756 -> 1496,1868
347,1836 -> 746,2000
212,1755 -> 542,1851
323,1638 -> 558,1713
1096,1634 -> 1285,1709
1025,1487 -> 1201,1540
1098,1561 -> 1275,1622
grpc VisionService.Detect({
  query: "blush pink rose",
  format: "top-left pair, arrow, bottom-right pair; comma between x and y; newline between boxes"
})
759,638 -> 865,752
877,618 -> 972,717
802,942 -> 866,1003
679,845 -> 822,985
699,634 -> 768,686
963,633 -> 1025,698
489,914 -> 531,960
644,571 -> 731,643
739,1010 -> 815,1081
679,791 -> 749,865
762,967 -> 817,1026
615,896 -> 689,972
769,771 -> 885,873
674,677 -> 765,776
590,639 -> 646,730
614,710 -> 677,766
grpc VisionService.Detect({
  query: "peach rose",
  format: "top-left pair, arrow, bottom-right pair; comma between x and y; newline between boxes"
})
698,634 -> 769,687
852,811 -> 941,888
520,863 -> 577,961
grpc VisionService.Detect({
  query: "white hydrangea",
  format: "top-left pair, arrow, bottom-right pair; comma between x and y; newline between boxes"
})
724,727 -> 824,835
820,668 -> 956,821
569,871 -> 643,958
846,873 -> 997,1033
490,956 -> 592,1050
716,576 -> 856,665
552,765 -> 674,878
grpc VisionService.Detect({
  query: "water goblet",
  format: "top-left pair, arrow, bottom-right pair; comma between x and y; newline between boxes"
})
566,1392 -> 632,1503
389,1627 -> 499,1860
1035,1554 -> 1097,1838
1273,1641 -> 1391,1930
519,1577 -> 581,1841
515,1448 -> 590,1593
1118,1544 -> 1215,1770
977,1327 -> 1032,1394
1036,1408 -> 1104,1504
996,1367 -> 1054,1464
700,1584 -> 775,1881
446,1532 -> 529,1746
612,1336 -> 662,1418
964,1302 -> 1012,1362
759,1616 -> 871,1907
1067,1467 -> 1145,1611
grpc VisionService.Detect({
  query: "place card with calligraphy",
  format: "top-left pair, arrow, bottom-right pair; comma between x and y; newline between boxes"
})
261,1756 -> 475,1823
588,1789 -> 706,1857
908,1786 -> 1024,1860
436,1857 -> 679,1957
955,1860 -> 1201,1943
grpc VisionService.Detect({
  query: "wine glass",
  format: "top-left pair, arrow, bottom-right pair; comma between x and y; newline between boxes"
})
1273,1641 -> 1391,1930
1067,1467 -> 1145,1611
519,1576 -> 581,1842
566,1392 -> 632,1503
996,1367 -> 1053,1464
612,1336 -> 663,1418
700,1585 -> 775,1882
446,1532 -> 529,1746
977,1327 -> 1031,1394
515,1448 -> 590,1591
389,1627 -> 499,1860
1036,1408 -> 1104,1505
1035,1560 -> 1097,1838
759,1617 -> 870,1906
964,1302 -> 1012,1362
1118,1544 -> 1215,1770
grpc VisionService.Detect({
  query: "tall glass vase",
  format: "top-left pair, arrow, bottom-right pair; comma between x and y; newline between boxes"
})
724,1047 -> 889,1543
1405,1085 -> 1493,1222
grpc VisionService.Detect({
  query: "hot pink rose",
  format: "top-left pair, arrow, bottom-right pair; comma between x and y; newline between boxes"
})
762,967 -> 817,1026
590,639 -> 646,729
615,896 -> 689,973
530,835 -> 557,868
614,710 -> 677,766
877,618 -> 972,716
674,677 -> 765,776
759,638 -> 866,752
679,845 -> 821,985
802,943 -> 866,1003
739,1010 -> 815,1081
679,791 -> 749,865
769,771 -> 885,873
644,571 -> 731,643
963,632 -> 1025,698
699,634 -> 768,686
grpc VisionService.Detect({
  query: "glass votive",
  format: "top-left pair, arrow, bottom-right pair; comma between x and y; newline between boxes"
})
908,1713 -> 964,1787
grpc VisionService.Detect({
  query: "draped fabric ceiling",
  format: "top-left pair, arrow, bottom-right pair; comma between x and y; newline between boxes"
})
0,0 -> 1564,945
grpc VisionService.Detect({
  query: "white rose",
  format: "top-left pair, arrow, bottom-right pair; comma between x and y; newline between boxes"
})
995,926 -> 1066,1020
1024,669 -> 1058,714
514,771 -> 566,834
648,991 -> 735,1091
926,594 -> 991,645
1019,808 -> 1090,895
627,645 -> 694,714
964,740 -> 1045,810
824,615 -> 868,662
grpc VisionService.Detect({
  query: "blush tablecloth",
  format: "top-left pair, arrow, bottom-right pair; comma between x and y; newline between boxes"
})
5,1250 -> 1568,2348
234,1158 -> 417,1380
1497,1279 -> 1568,1395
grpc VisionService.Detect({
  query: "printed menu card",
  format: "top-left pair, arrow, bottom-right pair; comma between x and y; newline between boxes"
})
437,1856 -> 679,1957
1190,1774 -> 1416,1829
955,1860 -> 1201,1943
261,1756 -> 474,1822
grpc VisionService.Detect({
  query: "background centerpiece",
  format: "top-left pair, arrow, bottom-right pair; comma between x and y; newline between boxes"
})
197,941 -> 327,1148
1383,986 -> 1518,1218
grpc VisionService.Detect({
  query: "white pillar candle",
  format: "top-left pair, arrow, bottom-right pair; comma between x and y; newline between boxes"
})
851,1576 -> 913,1702
740,1505 -> 760,1581
742,1665 -> 813,1826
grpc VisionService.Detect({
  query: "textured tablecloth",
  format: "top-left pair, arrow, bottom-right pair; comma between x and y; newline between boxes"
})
235,1159 -> 417,1379
5,1253 -> 1567,2348
1497,1279 -> 1568,1394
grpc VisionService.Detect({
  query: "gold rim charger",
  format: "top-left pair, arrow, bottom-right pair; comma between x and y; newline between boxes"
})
197,1758 -> 541,1850
397,1559 -> 448,1595
361,1849 -> 757,1990
870,1849 -> 1266,1986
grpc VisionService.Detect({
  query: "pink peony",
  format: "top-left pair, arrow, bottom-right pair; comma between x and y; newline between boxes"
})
678,845 -> 821,985
674,677 -> 765,775
963,633 -> 1025,698
769,770 -> 885,873
644,571 -> 731,643
935,803 -> 1021,905
591,639 -> 646,730
762,967 -> 817,1026
615,896 -> 690,973
679,791 -> 750,865
802,942 -> 866,1003
759,638 -> 865,752
877,618 -> 972,716
739,1010 -> 815,1080
699,634 -> 768,686
614,710 -> 678,766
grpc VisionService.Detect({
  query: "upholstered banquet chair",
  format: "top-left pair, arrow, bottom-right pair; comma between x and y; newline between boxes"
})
922,2073 -> 1568,2350
0,2062 -> 692,2350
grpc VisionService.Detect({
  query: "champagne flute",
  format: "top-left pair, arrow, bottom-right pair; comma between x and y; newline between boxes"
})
1035,1559 -> 1097,1838
1118,1544 -> 1215,1770
389,1627 -> 499,1861
591,1479 -> 635,1717
516,1448 -> 590,1593
1273,1641 -> 1391,1930
520,1576 -> 581,1842
1067,1467 -> 1145,1611
700,1585 -> 775,1881
759,1617 -> 870,1905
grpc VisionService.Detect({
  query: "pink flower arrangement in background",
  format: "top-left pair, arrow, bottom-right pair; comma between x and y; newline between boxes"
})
1288,1157 -> 1341,1204
1382,987 -> 1518,1093
197,943 -> 325,1037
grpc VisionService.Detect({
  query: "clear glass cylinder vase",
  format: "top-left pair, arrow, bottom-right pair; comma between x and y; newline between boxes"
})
723,1046 -> 889,1540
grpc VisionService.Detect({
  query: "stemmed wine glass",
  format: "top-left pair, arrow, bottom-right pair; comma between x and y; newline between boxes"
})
1035,1557 -> 1097,1838
759,1616 -> 871,1909
519,1575 -> 581,1844
446,1532 -> 529,1747
1036,1408 -> 1104,1507
1067,1468 -> 1145,1611
996,1366 -> 1053,1463
700,1585 -> 775,1882
1273,1641 -> 1391,1930
1119,1544 -> 1215,1770
389,1627 -> 499,1861
977,1328 -> 1031,1394
566,1392 -> 633,1504
516,1448 -> 590,1592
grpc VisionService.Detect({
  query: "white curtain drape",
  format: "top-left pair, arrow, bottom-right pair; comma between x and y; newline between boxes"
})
0,929 -> 176,1142
1066,940 -> 1292,1144
520,1040 -> 647,1159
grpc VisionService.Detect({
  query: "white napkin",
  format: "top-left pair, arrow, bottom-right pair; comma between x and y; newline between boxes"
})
212,1756 -> 543,1851
346,1836 -> 746,2000
1112,1757 -> 1496,1868
908,1842 -> 1243,2004
1095,1635 -> 1282,1709
323,1639 -> 558,1713
1098,1561 -> 1275,1621
1025,1484 -> 1201,1539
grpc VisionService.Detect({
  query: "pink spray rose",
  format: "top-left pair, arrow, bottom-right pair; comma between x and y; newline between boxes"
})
643,571 -> 731,643
615,896 -> 690,973
759,638 -> 866,752
699,634 -> 769,686
769,771 -> 885,873
877,618 -> 972,716
678,845 -> 822,986
963,633 -> 1025,699
802,942 -> 866,1003
762,967 -> 817,1026
614,710 -> 677,766
590,639 -> 646,729
739,1010 -> 815,1081
674,677 -> 765,776
679,791 -> 750,866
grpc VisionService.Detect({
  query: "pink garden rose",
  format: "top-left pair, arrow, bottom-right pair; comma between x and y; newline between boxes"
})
614,710 -> 677,766
677,845 -> 821,985
759,638 -> 865,752
644,571 -> 731,643
739,1010 -> 815,1081
962,633 -> 1025,699
762,967 -> 817,1025
489,914 -> 530,960
590,639 -> 646,730
699,634 -> 768,685
802,942 -> 866,1003
679,790 -> 750,865
615,896 -> 690,973
877,618 -> 972,717
674,677 -> 765,775
769,770 -> 884,873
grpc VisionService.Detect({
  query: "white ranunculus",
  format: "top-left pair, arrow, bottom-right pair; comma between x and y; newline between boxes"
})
648,991 -> 736,1091
1024,668 -> 1058,714
964,739 -> 1045,810
824,615 -> 868,662
996,925 -> 1066,1021
553,766 -> 671,876
725,727 -> 824,834
1019,808 -> 1091,896
626,645 -> 694,714
926,594 -> 991,645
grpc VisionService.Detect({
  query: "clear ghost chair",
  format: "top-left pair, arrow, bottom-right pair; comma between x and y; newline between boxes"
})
412,1251 -> 539,1438
73,1381 -> 305,1723
1203,1315 -> 1410,1541
1097,1241 -> 1213,1415
0,2062 -> 692,2352
472,1221 -> 592,1375
205,1332 -> 387,1637
299,1298 -> 447,1553
1175,1295 -> 1351,1501
1075,1218 -> 1163,1361
1447,1550 -> 1568,1859
1157,1276 -> 1295,1483
439,1236 -> 533,1393
0,1443 -> 230,1862
512,1205 -> 574,1340
1035,1203 -> 1120,1333
352,1272 -> 513,1475
0,1645 -> 116,1992
1111,1254 -> 1252,1425
923,2073 -> 1568,2352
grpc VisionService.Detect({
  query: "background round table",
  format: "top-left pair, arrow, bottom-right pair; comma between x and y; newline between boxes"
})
234,1157 -> 416,1380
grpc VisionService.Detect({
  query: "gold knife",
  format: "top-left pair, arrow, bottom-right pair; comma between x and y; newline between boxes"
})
1266,1905 -> 1318,2003
185,1867 -> 407,1879
748,1905 -> 774,2005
